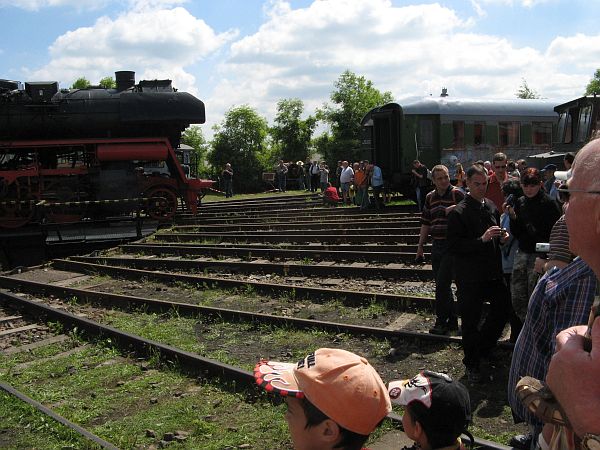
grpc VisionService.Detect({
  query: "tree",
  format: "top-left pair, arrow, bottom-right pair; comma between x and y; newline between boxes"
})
208,105 -> 269,193
181,125 -> 209,176
270,98 -> 316,162
318,70 -> 393,165
99,76 -> 116,89
71,77 -> 91,89
585,69 -> 600,95
516,78 -> 540,99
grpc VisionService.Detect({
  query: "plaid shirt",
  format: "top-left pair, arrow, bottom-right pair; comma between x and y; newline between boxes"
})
508,257 -> 597,427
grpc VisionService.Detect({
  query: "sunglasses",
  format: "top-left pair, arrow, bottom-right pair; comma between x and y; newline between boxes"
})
557,186 -> 600,195
494,165 -> 507,169
522,181 -> 541,186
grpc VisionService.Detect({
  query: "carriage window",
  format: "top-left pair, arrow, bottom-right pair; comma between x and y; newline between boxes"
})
532,122 -> 552,145
577,106 -> 592,143
556,113 -> 567,143
498,121 -> 520,146
474,121 -> 486,145
452,121 -> 464,148
418,119 -> 433,148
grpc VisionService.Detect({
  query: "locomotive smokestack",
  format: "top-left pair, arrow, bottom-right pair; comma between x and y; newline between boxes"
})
115,71 -> 135,91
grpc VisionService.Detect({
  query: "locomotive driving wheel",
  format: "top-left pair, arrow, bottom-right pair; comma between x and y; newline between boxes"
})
43,182 -> 86,224
145,186 -> 179,221
0,180 -> 38,228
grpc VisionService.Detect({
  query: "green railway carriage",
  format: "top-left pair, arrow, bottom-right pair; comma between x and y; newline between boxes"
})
361,96 -> 557,193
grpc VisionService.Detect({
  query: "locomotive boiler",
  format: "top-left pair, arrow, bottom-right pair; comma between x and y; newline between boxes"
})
0,71 -> 213,228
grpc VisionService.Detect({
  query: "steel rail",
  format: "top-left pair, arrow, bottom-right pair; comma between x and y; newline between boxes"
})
173,221 -> 422,232
176,227 -> 422,236
154,232 -> 420,244
69,255 -> 432,281
182,214 -> 421,225
0,381 -> 120,450
0,282 -> 511,450
49,259 -> 434,311
190,205 -> 417,219
0,276 -> 455,344
142,241 -> 429,254
120,243 -> 430,263
0,289 -> 253,385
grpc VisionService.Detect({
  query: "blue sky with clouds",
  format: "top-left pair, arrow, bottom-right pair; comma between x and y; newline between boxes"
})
1,0 -> 599,135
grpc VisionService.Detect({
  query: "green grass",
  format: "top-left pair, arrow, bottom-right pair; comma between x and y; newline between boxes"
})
202,189 -> 313,203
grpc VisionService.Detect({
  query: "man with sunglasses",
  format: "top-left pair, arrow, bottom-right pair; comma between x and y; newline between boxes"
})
487,152 -> 513,210
507,168 -> 561,328
447,164 -> 511,382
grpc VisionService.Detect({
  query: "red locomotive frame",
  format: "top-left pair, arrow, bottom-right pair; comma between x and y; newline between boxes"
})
0,136 -> 213,228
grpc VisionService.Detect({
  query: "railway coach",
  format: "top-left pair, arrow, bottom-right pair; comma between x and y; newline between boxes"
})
361,92 -> 557,194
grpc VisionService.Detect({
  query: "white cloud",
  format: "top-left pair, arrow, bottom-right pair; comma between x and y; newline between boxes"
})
474,0 -> 554,6
26,6 -> 237,92
205,0 -> 578,134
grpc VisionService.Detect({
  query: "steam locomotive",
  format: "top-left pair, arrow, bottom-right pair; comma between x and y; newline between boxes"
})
0,71 -> 213,228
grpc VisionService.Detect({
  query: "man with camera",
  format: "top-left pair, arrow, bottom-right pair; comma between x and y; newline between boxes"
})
447,164 -> 511,382
507,168 -> 561,326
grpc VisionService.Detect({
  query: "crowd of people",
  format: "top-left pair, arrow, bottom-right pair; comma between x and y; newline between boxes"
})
414,146 -> 600,450
246,142 -> 600,450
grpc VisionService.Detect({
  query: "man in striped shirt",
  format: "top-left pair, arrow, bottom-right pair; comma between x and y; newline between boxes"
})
416,165 -> 465,335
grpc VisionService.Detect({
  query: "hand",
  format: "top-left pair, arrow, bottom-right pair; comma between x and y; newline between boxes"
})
481,226 -> 503,243
415,246 -> 424,262
506,205 -> 516,220
445,204 -> 456,215
546,318 -> 600,437
499,228 -> 510,244
534,257 -> 547,274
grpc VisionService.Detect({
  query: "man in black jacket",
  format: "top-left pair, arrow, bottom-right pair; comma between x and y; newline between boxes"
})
447,164 -> 511,383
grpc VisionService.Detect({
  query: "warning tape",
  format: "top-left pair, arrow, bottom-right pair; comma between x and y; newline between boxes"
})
0,197 -> 161,207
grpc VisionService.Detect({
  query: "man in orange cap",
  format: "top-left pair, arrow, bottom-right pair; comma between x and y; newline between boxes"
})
254,348 -> 391,450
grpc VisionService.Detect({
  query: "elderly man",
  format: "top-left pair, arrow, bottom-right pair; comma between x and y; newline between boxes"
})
339,160 -> 354,205
447,164 -> 511,382
540,139 -> 600,444
416,165 -> 464,335
519,139 -> 600,448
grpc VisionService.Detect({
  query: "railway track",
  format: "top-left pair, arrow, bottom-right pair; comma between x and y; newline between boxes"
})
0,195 -> 521,448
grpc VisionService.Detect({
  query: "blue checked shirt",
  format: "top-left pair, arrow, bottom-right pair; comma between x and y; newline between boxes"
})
508,257 -> 597,427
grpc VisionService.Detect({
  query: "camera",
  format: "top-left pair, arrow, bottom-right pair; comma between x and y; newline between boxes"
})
505,194 -> 515,207
535,243 -> 550,253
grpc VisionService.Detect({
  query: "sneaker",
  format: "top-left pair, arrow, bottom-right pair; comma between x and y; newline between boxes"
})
509,434 -> 533,450
428,322 -> 449,335
466,367 -> 482,383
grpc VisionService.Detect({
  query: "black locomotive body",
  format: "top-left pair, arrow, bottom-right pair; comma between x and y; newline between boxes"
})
0,71 -> 212,229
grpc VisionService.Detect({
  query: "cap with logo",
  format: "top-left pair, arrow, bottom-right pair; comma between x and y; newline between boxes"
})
388,371 -> 471,436
254,348 -> 391,435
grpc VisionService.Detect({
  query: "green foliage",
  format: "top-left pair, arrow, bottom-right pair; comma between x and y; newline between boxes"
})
71,77 -> 91,89
208,105 -> 269,192
181,125 -> 209,176
585,68 -> 600,95
317,70 -> 393,165
98,76 -> 116,89
516,78 -> 540,99
270,98 -> 316,162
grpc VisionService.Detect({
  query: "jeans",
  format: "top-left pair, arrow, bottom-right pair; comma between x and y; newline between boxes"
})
223,179 -> 233,198
278,174 -> 287,192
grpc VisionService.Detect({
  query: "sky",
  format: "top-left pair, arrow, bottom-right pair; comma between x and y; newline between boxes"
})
1,0 -> 599,137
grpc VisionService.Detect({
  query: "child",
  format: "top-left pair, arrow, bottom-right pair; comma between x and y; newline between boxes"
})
388,371 -> 473,450
254,348 -> 391,450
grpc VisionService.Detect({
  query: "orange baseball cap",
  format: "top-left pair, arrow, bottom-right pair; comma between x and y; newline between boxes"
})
254,348 -> 391,435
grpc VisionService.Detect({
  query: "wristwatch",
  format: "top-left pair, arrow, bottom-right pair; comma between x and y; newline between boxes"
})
582,434 -> 600,450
